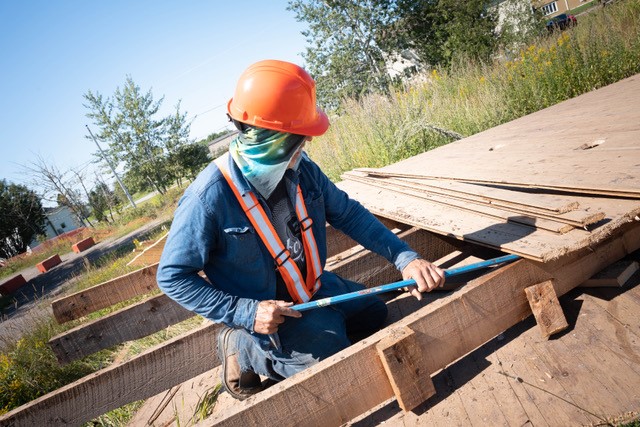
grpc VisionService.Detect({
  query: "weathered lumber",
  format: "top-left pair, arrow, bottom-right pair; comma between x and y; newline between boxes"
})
0,322 -> 221,427
347,171 -> 605,229
352,171 -> 580,214
376,326 -> 436,412
337,178 -> 640,263
328,228 -> 458,286
337,179 -> 560,262
580,259 -> 639,287
51,263 -> 160,324
49,293 -> 194,364
369,75 -> 640,198
51,223 -> 379,324
6,225 -> 638,426
127,232 -> 168,267
524,279 -> 569,338
204,224 -> 640,426
48,228 -> 454,363
343,173 -> 578,233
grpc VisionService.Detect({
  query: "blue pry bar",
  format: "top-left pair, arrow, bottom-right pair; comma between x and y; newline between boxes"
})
291,253 -> 520,312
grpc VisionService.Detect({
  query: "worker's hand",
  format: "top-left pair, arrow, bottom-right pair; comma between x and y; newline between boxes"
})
401,258 -> 445,301
253,300 -> 302,334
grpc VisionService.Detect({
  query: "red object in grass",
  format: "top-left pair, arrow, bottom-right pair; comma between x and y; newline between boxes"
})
0,274 -> 27,295
36,254 -> 62,273
72,237 -> 96,253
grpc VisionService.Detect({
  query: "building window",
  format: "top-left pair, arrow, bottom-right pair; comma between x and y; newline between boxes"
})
541,1 -> 558,15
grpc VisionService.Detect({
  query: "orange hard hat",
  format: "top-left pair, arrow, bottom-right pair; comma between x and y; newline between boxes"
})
227,60 -> 329,136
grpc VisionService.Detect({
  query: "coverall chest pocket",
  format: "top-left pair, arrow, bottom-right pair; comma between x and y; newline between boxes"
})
222,225 -> 262,264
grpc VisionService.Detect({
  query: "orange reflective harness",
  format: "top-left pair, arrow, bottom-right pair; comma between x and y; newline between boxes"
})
215,155 -> 322,304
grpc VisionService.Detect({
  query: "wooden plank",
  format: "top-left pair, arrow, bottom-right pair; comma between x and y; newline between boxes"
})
343,173 -> 577,233
527,323 -> 629,419
582,284 -> 640,335
9,224 -> 637,426
575,292 -> 640,376
376,326 -> 435,412
493,323 -> 598,425
524,280 -> 569,338
0,322 -> 222,427
371,75 -> 640,198
337,179 -> 575,262
381,174 -> 580,214
51,263 -> 160,323
49,293 -> 195,364
353,172 -> 605,229
48,228 -> 454,364
127,232 -> 168,267
205,225 -> 640,426
580,260 -> 639,287
50,221 -> 397,324
560,294 -> 640,411
444,346 -> 510,426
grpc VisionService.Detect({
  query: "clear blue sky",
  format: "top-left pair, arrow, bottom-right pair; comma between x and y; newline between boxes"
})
0,1 -> 308,197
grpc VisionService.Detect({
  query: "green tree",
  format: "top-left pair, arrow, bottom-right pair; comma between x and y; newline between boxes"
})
171,143 -> 211,184
88,182 -> 116,223
85,77 -> 172,195
0,180 -> 46,259
289,0 -> 501,108
395,0 -> 498,67
288,0 -> 398,108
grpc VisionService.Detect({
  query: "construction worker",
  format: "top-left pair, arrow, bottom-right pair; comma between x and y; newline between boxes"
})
157,59 -> 445,400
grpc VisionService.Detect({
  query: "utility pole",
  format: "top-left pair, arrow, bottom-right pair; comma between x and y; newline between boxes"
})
85,125 -> 137,209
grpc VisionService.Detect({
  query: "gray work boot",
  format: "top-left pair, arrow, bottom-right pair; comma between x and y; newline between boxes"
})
217,326 -> 263,400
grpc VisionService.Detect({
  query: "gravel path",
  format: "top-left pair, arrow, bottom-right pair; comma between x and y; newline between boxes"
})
0,215 -> 171,349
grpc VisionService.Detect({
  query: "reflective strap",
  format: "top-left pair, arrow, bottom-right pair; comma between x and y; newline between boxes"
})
295,185 -> 323,292
215,156 -> 314,303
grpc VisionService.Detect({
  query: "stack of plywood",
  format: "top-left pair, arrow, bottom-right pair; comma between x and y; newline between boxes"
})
339,74 -> 640,263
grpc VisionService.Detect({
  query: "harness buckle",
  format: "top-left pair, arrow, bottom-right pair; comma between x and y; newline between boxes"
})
300,217 -> 313,231
275,249 -> 291,267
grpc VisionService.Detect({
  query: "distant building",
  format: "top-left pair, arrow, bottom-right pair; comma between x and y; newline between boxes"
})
41,206 -> 84,239
533,0 -> 595,17
207,130 -> 238,159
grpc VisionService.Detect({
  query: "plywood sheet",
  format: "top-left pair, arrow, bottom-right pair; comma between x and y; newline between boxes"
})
378,75 -> 640,197
337,179 -> 640,262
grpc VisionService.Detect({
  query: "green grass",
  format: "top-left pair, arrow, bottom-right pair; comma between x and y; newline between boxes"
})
307,0 -> 640,181
570,1 -> 599,15
0,185 -> 183,282
0,230 -> 93,281
0,187 -> 187,422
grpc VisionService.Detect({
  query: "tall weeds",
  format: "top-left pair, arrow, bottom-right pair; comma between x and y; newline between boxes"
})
308,0 -> 640,181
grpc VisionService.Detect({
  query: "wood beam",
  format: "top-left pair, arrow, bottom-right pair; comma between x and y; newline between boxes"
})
48,228 -> 452,363
205,224 -> 640,426
376,326 -> 436,412
7,224 -> 638,426
0,323 -> 221,427
524,280 -> 569,338
51,263 -> 160,323
49,293 -> 194,364
50,222 -> 396,324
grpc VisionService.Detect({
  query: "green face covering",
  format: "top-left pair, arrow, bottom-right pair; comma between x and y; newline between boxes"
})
229,125 -> 305,198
